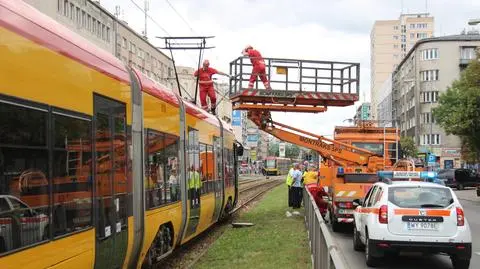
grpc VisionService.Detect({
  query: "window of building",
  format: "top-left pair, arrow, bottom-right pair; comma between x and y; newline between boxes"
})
101,24 -> 105,40
410,33 -> 415,39
58,0 -> 62,12
393,35 -> 398,40
421,112 -> 436,124
87,14 -> 91,30
393,44 -> 399,49
69,3 -> 74,20
97,22 -> 101,38
63,0 -> 68,16
421,48 -> 439,60
81,11 -> 86,27
138,48 -> 144,59
106,27 -> 110,43
394,25 -> 399,30
130,42 -> 136,53
401,35 -> 406,42
76,7 -> 80,25
92,19 -> 96,33
460,47 -> 477,60
421,134 -> 440,145
122,37 -> 127,49
420,70 -> 439,81
410,23 -> 415,29
417,32 -> 428,39
421,91 -> 439,103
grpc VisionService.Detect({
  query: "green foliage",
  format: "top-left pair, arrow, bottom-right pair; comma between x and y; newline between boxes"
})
195,185 -> 311,269
268,142 -> 279,156
285,144 -> 300,158
268,142 -> 300,159
433,53 -> 480,161
400,136 -> 417,158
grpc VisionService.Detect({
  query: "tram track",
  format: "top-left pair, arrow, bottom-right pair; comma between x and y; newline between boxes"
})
156,177 -> 282,269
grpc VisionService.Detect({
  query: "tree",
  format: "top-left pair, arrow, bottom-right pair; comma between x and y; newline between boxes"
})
268,142 -> 279,156
400,136 -> 417,158
285,144 -> 300,159
433,52 -> 480,162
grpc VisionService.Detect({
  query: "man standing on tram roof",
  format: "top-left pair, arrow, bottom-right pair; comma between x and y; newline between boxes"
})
194,59 -> 230,115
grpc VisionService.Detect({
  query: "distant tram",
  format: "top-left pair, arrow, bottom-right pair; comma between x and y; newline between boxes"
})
263,157 -> 292,176
0,1 -> 240,268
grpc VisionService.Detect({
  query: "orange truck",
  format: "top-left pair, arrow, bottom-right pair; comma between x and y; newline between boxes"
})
321,121 -> 400,231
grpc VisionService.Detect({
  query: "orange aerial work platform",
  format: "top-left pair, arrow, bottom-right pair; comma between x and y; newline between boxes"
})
229,57 -> 360,113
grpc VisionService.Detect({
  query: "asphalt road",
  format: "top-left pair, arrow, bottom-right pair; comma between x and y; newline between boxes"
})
331,189 -> 480,269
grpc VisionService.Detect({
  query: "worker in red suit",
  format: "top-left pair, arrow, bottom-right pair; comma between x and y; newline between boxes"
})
194,59 -> 230,114
242,45 -> 272,90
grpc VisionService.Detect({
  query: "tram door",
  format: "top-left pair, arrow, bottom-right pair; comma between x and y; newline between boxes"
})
93,95 -> 129,269
212,136 -> 224,222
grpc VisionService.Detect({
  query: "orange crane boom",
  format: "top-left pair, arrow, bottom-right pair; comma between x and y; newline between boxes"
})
248,110 -> 385,171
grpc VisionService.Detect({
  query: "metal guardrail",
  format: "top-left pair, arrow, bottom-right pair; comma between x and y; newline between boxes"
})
303,188 -> 349,269
229,56 -> 360,95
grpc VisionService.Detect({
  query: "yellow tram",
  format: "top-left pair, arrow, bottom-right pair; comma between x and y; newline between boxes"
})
0,1 -> 239,268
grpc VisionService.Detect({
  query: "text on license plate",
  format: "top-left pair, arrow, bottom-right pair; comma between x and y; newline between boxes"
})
407,222 -> 439,230
338,209 -> 354,214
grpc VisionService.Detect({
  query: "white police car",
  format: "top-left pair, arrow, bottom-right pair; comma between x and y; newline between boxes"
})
352,181 -> 472,268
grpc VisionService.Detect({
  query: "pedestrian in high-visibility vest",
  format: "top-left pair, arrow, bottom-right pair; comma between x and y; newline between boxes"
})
242,45 -> 272,90
286,166 -> 294,207
188,166 -> 200,207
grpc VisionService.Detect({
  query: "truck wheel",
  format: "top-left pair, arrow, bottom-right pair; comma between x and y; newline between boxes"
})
476,188 -> 480,197
331,213 -> 341,232
451,256 -> 470,269
457,183 -> 464,190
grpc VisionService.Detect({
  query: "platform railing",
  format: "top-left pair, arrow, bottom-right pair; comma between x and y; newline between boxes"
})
229,56 -> 360,96
304,188 -> 349,269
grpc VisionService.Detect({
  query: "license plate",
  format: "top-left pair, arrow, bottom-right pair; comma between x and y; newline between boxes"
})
407,222 -> 439,230
338,209 -> 354,214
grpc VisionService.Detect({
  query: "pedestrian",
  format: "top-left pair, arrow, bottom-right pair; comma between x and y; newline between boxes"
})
193,59 -> 230,114
286,165 -> 294,207
242,45 -> 272,90
291,164 -> 303,209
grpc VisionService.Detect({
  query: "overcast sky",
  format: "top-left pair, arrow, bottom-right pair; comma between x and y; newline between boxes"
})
101,0 -> 480,137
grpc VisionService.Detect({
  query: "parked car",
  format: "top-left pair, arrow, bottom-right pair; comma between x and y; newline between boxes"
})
454,169 -> 480,190
438,168 -> 479,190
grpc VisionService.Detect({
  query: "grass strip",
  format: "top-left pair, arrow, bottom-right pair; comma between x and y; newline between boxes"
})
195,184 -> 312,269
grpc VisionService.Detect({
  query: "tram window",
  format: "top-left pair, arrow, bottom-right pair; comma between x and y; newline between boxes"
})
187,128 -> 200,197
199,143 -> 207,194
223,149 -> 230,187
206,145 -> 213,193
145,130 -> 166,208
0,101 -> 50,253
52,112 -> 92,237
165,135 -> 179,203
213,137 -> 222,191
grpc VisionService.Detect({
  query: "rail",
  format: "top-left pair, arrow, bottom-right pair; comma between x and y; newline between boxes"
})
303,188 -> 349,269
